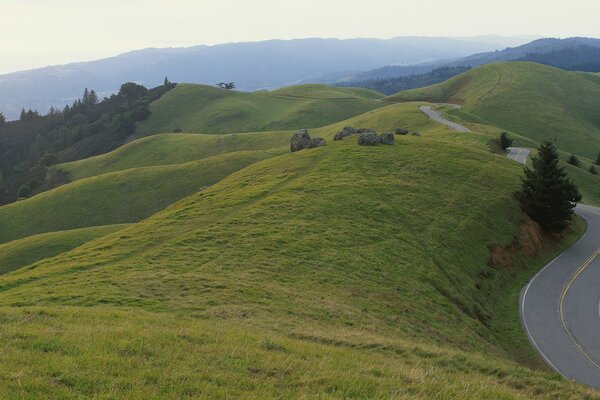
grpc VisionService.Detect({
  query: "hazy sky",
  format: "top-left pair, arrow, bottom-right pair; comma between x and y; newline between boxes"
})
1,0 -> 599,74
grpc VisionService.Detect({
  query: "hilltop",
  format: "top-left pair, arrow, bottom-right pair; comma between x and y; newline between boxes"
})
137,84 -> 386,135
389,62 -> 600,160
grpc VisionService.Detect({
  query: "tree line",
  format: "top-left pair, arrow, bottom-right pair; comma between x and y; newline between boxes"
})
0,80 -> 176,205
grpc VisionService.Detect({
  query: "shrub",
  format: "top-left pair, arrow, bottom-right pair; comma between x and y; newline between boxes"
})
17,184 -> 32,199
567,154 -> 581,167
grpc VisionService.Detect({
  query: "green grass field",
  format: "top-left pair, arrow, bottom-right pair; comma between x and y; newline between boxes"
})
56,132 -> 290,180
137,83 -> 386,135
0,224 -> 128,275
0,100 -> 595,398
0,150 -> 279,243
388,62 -> 600,159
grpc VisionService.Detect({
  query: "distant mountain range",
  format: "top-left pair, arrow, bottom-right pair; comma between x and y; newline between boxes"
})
346,37 -> 600,82
0,36 -> 527,120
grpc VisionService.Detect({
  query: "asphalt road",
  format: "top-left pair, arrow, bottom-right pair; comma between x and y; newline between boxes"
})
507,147 -> 530,165
419,105 -> 470,132
520,203 -> 600,388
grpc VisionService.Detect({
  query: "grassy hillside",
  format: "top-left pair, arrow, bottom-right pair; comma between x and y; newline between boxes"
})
56,132 -> 289,181
0,224 -> 127,276
388,62 -> 600,159
0,150 -> 277,243
137,83 -> 386,135
0,103 -> 593,398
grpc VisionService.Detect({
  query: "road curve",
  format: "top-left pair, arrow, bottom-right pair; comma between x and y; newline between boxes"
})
521,204 -> 600,388
419,105 -> 470,132
507,147 -> 530,165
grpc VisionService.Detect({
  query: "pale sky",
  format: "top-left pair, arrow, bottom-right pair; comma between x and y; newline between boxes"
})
1,0 -> 599,74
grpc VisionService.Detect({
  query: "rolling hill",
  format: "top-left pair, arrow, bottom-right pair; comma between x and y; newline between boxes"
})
0,150 -> 278,243
137,84 -> 386,135
0,99 -> 594,398
0,36 -> 516,120
389,62 -> 600,159
0,224 -> 128,275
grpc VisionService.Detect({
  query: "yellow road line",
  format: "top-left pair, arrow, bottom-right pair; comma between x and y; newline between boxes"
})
559,247 -> 600,370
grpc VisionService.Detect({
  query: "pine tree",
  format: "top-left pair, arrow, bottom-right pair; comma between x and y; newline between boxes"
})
0,112 -> 5,126
89,90 -> 98,105
520,141 -> 581,232
164,76 -> 170,85
20,108 -> 26,121
499,132 -> 513,150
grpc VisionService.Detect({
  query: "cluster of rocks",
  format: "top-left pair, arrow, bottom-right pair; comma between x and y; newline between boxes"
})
290,129 -> 326,153
334,126 -> 397,146
396,127 -> 420,136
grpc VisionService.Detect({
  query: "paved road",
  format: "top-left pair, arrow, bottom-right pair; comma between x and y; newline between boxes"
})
507,147 -> 530,165
521,203 -> 600,388
419,105 -> 470,132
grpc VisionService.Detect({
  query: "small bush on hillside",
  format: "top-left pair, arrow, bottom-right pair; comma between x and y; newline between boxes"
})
17,184 -> 32,199
590,165 -> 598,175
567,154 -> 581,167
520,141 -> 581,232
595,152 -> 600,166
498,132 -> 513,150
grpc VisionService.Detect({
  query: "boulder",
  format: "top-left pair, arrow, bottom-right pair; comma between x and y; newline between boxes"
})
290,129 -> 311,152
378,132 -> 395,145
343,126 -> 356,133
358,132 -> 379,146
411,131 -> 421,137
309,137 -> 327,148
334,130 -> 352,141
395,128 -> 409,135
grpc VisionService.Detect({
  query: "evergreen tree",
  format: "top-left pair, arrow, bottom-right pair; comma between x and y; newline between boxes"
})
567,154 -> 581,167
89,90 -> 98,106
164,76 -> 170,85
520,141 -> 581,232
20,108 -> 26,121
498,132 -> 513,150
0,112 -> 5,126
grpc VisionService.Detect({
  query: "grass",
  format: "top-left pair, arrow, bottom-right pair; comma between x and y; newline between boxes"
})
56,132 -> 290,181
137,83 -> 386,135
0,224 -> 128,275
0,150 -> 279,243
388,62 -> 600,160
0,103 -> 595,398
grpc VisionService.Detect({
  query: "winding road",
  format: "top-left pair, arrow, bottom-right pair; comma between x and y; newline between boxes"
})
420,103 -> 600,388
418,105 -> 530,165
419,105 -> 470,132
521,204 -> 600,388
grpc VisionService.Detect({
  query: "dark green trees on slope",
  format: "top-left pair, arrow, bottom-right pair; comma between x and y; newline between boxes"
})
520,141 -> 581,232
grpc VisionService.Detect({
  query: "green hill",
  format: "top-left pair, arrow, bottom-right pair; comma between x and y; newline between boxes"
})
388,62 -> 600,159
0,224 -> 127,275
137,83 -> 386,135
0,150 -> 277,243
0,103 -> 593,398
56,132 -> 289,181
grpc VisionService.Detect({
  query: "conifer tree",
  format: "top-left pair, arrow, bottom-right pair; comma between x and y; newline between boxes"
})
520,141 -> 581,232
499,132 -> 513,150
